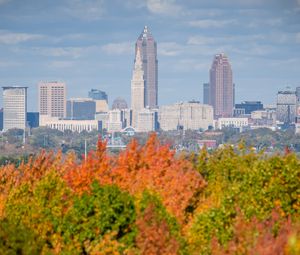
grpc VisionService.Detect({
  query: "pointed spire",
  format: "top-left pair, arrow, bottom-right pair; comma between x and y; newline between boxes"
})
134,47 -> 143,70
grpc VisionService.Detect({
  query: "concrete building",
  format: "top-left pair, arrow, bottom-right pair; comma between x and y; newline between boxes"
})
131,48 -> 145,128
210,53 -> 234,118
159,102 -> 213,131
95,112 -> 109,130
135,26 -> 158,108
203,83 -> 210,105
216,117 -> 248,130
2,86 -> 27,131
107,109 -> 124,132
276,89 -> 297,124
38,81 -> 66,118
66,98 -> 96,120
137,108 -> 157,132
39,115 -> 100,132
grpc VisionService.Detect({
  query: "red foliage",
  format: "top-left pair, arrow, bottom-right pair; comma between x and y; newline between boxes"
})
211,209 -> 297,255
135,203 -> 180,255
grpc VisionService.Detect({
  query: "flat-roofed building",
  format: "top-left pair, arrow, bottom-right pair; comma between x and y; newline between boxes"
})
159,102 -> 213,131
38,81 -> 66,118
2,86 -> 27,131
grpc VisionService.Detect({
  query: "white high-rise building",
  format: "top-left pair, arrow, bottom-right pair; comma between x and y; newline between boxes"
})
2,86 -> 27,131
38,81 -> 66,118
131,48 -> 145,128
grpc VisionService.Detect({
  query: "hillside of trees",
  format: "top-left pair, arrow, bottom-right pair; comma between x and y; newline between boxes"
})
0,133 -> 299,254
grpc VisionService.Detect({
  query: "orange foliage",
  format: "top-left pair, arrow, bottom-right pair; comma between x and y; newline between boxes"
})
62,133 -> 205,220
62,138 -> 111,194
108,133 -> 206,221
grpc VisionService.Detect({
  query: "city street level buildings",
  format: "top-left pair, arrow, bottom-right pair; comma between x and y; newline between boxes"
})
2,86 -> 27,131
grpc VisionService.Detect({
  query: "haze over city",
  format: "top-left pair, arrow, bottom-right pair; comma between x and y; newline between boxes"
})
0,0 -> 300,111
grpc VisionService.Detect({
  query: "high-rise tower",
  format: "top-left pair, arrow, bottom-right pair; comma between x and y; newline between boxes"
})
131,48 -> 145,127
38,81 -> 66,118
210,53 -> 233,118
2,86 -> 27,131
135,26 -> 158,108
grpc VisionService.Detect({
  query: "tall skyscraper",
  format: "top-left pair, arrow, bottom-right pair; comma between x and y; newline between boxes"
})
38,81 -> 66,118
203,83 -> 210,104
135,26 -> 158,108
131,48 -> 145,127
209,53 -> 234,118
2,86 -> 27,131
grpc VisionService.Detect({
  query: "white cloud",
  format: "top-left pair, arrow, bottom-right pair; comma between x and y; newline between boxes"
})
146,0 -> 182,15
64,0 -> 105,20
188,19 -> 237,28
34,46 -> 93,58
159,42 -> 184,56
0,31 -> 44,44
48,61 -> 75,69
101,42 -> 132,55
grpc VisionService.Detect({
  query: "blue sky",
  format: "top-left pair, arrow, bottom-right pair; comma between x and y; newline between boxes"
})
0,0 -> 299,111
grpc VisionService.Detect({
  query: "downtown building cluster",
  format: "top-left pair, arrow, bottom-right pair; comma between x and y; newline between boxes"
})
1,26 -> 300,135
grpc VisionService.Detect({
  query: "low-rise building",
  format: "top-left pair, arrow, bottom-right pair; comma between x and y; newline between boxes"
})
216,117 -> 248,130
39,115 -> 100,132
159,102 -> 213,131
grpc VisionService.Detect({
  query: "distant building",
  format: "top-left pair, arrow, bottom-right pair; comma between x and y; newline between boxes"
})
38,81 -> 66,118
88,89 -> 108,102
27,112 -> 39,128
198,140 -> 217,150
210,53 -> 234,118
203,83 -> 210,104
66,98 -> 96,120
95,112 -> 109,130
216,117 -> 248,130
131,47 -> 145,128
159,102 -> 213,131
2,86 -> 27,131
276,88 -> 297,124
296,87 -> 300,124
88,89 -> 109,112
112,97 -> 128,110
235,101 -> 263,115
0,109 -> 3,130
137,108 -> 157,132
107,109 -> 124,132
39,115 -> 100,132
136,26 -> 158,108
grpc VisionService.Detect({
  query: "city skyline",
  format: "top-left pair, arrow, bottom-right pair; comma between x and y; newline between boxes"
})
0,0 -> 299,111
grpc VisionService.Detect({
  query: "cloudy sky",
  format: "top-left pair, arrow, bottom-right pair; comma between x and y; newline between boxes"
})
0,0 -> 299,111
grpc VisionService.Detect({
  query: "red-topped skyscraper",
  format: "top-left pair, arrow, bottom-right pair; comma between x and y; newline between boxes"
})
135,26 -> 158,108
210,53 -> 234,118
